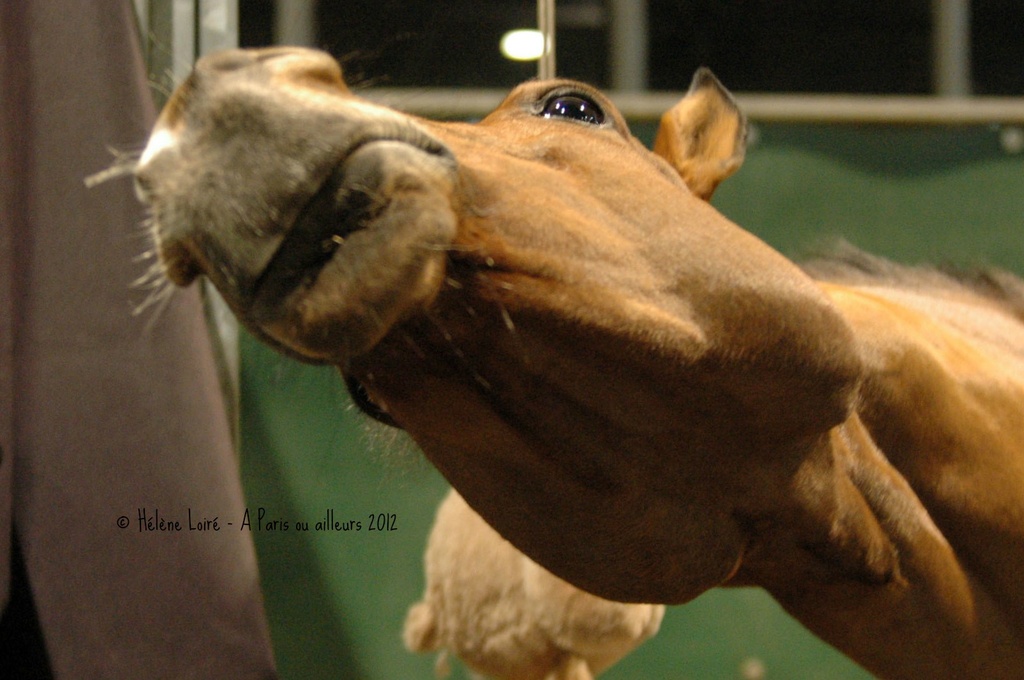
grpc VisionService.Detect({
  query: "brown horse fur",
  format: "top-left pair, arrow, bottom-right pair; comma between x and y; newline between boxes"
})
135,47 -> 1024,678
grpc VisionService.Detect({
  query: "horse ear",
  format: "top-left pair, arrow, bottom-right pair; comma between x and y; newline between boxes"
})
653,68 -> 747,201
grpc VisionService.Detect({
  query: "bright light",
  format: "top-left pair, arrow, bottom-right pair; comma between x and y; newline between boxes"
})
500,29 -> 545,62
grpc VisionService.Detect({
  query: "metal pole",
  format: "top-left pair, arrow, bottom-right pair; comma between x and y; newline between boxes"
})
274,0 -> 318,46
932,0 -> 972,96
197,0 -> 241,448
143,0 -> 197,103
537,0 -> 556,79
133,1 -> 241,446
199,0 -> 239,54
365,88 -> 1024,125
132,0 -> 149,38
609,0 -> 648,91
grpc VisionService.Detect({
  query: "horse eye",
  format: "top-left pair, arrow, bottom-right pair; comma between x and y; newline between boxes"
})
540,94 -> 606,126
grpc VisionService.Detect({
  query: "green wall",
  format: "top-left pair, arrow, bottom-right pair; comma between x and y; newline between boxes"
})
239,121 -> 1024,679
712,123 -> 1024,269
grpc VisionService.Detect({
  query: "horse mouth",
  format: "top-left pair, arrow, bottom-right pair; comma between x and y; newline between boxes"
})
249,150 -> 377,310
244,137 -> 459,364
251,137 -> 453,311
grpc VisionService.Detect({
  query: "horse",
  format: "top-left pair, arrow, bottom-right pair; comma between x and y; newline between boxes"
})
133,46 -> 1024,678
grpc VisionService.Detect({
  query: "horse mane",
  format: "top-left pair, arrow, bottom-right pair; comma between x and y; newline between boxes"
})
800,241 -> 1024,325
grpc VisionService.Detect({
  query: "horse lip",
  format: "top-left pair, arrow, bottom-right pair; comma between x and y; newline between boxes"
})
249,134 -> 454,312
247,158 -> 362,308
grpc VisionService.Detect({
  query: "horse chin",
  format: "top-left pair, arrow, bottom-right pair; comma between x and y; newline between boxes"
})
246,140 -> 459,365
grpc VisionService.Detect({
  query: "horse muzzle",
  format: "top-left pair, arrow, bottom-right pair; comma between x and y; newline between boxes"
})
135,47 -> 459,364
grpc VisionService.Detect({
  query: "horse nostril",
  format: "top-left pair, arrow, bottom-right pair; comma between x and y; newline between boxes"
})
252,46 -> 314,62
253,47 -> 348,91
198,49 -> 257,73
194,47 -> 348,94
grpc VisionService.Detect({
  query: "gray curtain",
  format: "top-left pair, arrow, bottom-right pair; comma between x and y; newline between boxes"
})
0,2 -> 277,677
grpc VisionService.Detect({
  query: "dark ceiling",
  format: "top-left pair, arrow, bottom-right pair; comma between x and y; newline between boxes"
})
240,1 -> 1023,95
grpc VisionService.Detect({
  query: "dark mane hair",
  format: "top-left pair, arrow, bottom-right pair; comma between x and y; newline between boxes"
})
800,241 -> 1024,324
